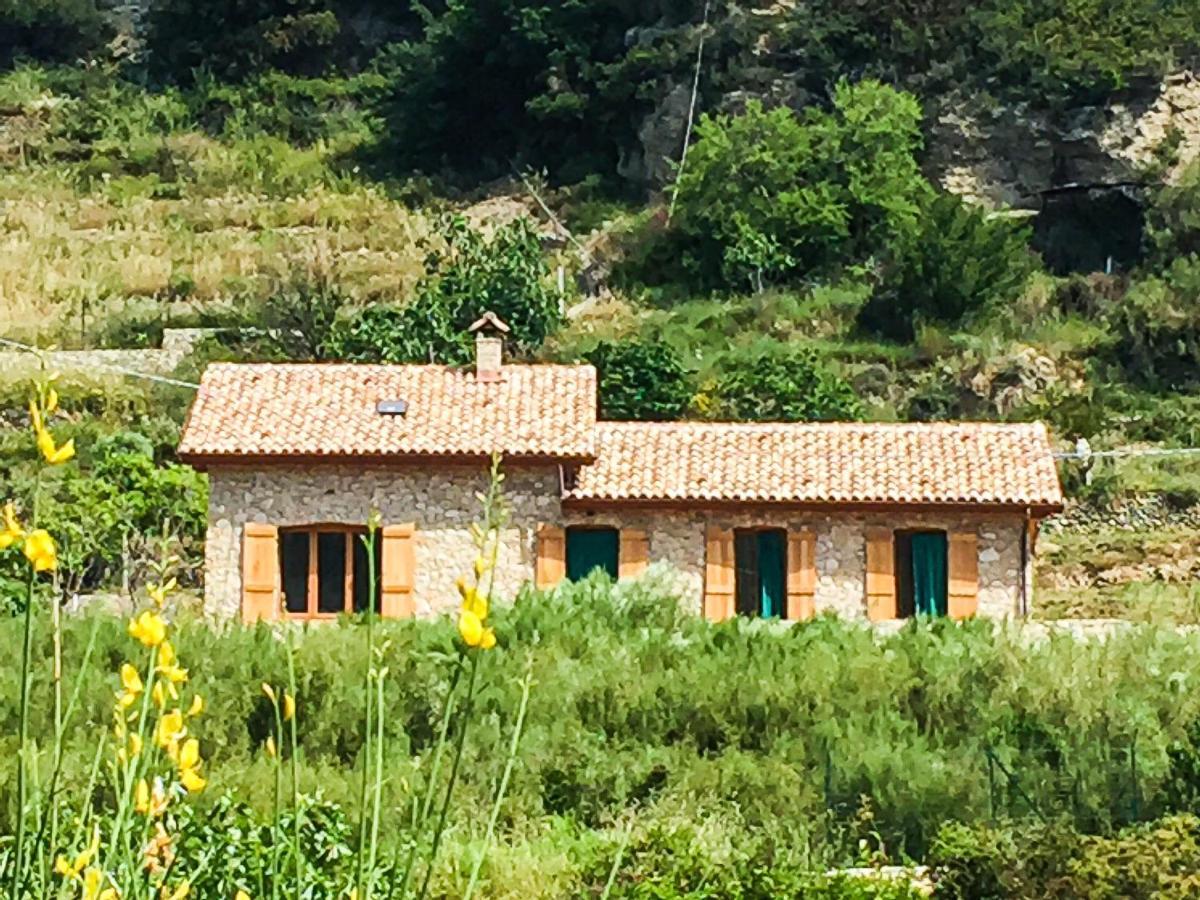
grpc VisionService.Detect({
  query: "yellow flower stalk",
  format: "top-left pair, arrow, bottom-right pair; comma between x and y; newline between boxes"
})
129,610 -> 167,647
22,528 -> 57,572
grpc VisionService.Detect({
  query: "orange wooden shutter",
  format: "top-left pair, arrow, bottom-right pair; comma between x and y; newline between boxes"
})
865,528 -> 897,622
380,523 -> 416,618
947,531 -> 979,619
618,528 -> 649,580
535,523 -> 566,589
703,526 -> 735,621
242,523 -> 280,624
786,529 -> 817,621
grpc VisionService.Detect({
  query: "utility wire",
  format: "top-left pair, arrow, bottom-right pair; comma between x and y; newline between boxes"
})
666,0 -> 713,226
1055,446 -> 1200,461
0,336 -> 200,389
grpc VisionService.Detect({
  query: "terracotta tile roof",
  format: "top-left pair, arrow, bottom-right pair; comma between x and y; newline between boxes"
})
565,422 -> 1063,509
178,363 -> 597,461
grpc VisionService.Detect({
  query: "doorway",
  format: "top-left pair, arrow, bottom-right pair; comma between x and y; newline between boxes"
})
894,530 -> 948,617
734,529 -> 786,618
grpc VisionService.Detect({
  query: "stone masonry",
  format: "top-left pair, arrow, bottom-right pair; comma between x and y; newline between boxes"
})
207,460 -> 1031,621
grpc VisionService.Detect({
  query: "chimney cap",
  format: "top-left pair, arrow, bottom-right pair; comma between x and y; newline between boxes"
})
468,311 -> 511,335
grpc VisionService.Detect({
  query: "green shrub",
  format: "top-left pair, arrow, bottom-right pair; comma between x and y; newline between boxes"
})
1106,256 -> 1200,390
585,338 -> 693,421
859,194 -> 1035,341
670,83 -> 927,290
711,344 -> 862,421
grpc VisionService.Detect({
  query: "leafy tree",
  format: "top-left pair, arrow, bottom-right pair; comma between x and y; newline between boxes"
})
261,271 -> 355,361
1145,160 -> 1200,268
585,339 -> 692,421
327,216 -> 561,364
712,345 -> 862,421
859,193 -> 1034,340
670,82 -> 928,289
0,0 -> 114,67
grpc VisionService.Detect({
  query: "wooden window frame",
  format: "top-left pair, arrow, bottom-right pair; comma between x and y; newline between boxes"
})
279,524 -> 378,620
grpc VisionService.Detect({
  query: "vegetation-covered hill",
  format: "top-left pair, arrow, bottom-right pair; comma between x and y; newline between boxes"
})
1,1 -> 1199,611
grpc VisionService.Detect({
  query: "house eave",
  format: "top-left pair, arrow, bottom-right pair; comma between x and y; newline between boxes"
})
560,496 -> 1065,517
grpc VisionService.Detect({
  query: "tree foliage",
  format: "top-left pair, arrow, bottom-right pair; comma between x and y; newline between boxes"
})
712,345 -> 862,422
585,338 -> 692,421
670,83 -> 928,290
327,216 -> 561,364
0,0 -> 113,67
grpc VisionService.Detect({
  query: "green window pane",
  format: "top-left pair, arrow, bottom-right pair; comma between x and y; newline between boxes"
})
566,528 -> 619,581
757,530 -> 785,618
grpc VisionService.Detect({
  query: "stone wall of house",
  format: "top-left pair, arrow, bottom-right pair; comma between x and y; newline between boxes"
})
204,461 -> 562,619
563,508 -> 1030,619
205,460 -> 1031,621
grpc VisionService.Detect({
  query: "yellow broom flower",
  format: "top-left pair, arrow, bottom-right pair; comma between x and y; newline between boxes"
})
179,766 -> 206,794
235,891 -> 251,900
129,610 -> 167,647
283,692 -> 295,722
458,609 -> 484,647
186,694 -> 204,717
54,825 -> 100,878
161,881 -> 189,900
0,501 -> 22,549
36,427 -> 75,465
480,627 -> 497,651
81,867 -> 117,900
151,681 -> 166,709
156,709 -> 185,749
461,586 -> 488,621
120,663 -> 143,695
22,529 -> 56,572
134,779 -> 150,815
178,737 -> 200,771
264,735 -> 276,759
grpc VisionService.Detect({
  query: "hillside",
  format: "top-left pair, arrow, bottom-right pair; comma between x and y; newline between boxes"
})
1,1 -> 1199,615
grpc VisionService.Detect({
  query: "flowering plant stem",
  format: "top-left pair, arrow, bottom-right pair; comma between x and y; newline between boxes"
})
11,467 -> 42,900
462,653 -> 534,900
355,518 -> 379,896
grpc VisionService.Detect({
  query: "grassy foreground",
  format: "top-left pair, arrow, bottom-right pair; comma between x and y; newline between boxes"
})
5,572 -> 1200,896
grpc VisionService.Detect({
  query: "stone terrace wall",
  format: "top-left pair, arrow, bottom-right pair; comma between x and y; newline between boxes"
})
0,328 -> 211,381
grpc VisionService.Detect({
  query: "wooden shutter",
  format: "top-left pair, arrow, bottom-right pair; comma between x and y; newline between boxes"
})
865,528 -> 897,622
786,529 -> 817,621
703,526 -> 735,621
535,523 -> 566,589
242,523 -> 280,624
618,528 -> 649,580
380,523 -> 416,618
947,531 -> 979,619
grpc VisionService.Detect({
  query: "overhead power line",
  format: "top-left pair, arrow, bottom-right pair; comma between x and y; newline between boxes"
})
0,336 -> 200,389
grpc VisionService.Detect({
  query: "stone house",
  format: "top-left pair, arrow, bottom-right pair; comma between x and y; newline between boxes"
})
178,319 -> 1063,624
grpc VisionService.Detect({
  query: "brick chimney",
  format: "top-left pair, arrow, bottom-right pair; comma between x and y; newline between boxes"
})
467,311 -> 511,382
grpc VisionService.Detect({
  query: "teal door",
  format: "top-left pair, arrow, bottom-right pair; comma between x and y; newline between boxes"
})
757,531 -> 785,618
734,529 -> 786,618
911,532 -> 948,616
566,528 -> 619,581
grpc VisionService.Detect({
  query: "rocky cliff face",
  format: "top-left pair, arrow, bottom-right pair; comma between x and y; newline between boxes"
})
927,71 -> 1200,210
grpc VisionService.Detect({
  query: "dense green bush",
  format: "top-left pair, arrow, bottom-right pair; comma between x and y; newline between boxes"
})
1106,256 -> 1200,390
327,216 -> 562,364
0,0 -> 113,67
585,338 -> 693,421
8,576 -> 1200,866
930,815 -> 1200,898
142,0 -> 418,83
670,84 -> 927,289
859,194 -> 1035,341
710,344 -> 862,421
